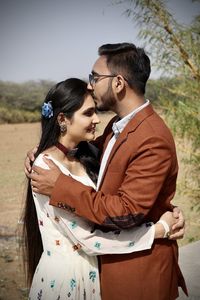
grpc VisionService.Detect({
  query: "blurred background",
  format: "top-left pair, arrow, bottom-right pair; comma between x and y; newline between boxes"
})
0,0 -> 199,299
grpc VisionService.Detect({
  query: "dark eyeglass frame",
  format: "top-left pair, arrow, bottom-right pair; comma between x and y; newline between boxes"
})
89,73 -> 129,86
89,73 -> 116,86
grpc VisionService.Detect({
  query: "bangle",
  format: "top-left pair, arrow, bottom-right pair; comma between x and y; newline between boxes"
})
157,220 -> 170,238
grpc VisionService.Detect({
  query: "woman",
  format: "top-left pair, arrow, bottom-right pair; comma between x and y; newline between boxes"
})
23,78 -> 175,300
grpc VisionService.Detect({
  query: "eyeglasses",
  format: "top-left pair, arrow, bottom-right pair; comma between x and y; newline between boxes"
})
89,73 -> 116,86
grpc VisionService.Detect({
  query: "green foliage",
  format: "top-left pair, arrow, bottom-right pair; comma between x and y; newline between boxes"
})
0,80 -> 55,123
147,78 -> 200,210
147,77 -> 200,148
116,0 -> 200,213
0,107 -> 40,124
118,0 -> 200,79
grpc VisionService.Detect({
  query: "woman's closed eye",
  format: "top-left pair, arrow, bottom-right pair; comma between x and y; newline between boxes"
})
83,108 -> 96,117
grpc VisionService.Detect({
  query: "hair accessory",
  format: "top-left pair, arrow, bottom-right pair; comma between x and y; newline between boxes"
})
56,142 -> 78,157
41,101 -> 53,119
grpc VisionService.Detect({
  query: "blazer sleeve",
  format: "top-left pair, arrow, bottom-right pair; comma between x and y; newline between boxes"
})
50,136 -> 175,229
34,155 -> 155,255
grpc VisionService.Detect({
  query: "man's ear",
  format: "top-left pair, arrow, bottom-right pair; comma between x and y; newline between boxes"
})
113,75 -> 125,93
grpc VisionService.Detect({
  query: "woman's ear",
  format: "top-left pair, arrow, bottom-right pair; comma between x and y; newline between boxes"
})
57,112 -> 66,125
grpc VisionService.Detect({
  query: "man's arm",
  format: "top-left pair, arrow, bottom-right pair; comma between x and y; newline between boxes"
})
30,157 -> 185,239
56,142 -> 172,228
31,137 -> 174,229
33,155 -> 163,256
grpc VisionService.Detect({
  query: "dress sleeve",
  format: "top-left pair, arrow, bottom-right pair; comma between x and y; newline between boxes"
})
58,214 -> 155,256
34,154 -> 155,256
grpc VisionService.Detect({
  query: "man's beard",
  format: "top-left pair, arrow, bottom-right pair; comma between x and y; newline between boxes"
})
96,81 -> 116,112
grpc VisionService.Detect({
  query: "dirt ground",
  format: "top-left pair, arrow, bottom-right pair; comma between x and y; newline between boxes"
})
0,115 -> 199,299
0,122 -> 40,300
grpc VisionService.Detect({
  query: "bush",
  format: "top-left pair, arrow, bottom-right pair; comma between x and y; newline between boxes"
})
0,107 -> 40,124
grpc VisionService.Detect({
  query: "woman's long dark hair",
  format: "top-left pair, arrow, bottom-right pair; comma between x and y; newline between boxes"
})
22,78 -> 100,286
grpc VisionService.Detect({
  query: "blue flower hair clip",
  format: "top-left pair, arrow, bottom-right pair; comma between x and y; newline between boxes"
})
41,101 -> 53,119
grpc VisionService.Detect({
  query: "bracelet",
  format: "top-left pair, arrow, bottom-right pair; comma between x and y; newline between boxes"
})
157,220 -> 170,238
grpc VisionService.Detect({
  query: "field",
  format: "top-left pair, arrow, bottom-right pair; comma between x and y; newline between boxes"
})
0,114 -> 199,299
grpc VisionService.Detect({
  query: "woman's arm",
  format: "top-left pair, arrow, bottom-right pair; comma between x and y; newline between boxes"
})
34,155 -> 177,256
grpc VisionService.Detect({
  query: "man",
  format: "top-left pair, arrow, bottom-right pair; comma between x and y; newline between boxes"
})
28,43 -> 187,299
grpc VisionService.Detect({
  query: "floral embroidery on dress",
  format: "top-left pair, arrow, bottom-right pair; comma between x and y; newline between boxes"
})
89,271 -> 96,282
70,278 -> 76,290
47,250 -> 51,256
37,289 -> 42,300
54,216 -> 59,222
94,241 -> 101,249
72,243 -> 82,251
55,240 -> 60,246
70,220 -> 77,229
50,279 -> 55,288
39,220 -> 43,226
129,241 -> 135,247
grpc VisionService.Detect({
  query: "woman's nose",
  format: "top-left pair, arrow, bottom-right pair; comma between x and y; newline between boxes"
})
93,113 -> 100,124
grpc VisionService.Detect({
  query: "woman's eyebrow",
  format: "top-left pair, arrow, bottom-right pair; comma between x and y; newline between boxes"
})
82,106 -> 95,113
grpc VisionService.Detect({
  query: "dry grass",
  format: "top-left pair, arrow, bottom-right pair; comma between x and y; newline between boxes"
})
0,112 -> 199,299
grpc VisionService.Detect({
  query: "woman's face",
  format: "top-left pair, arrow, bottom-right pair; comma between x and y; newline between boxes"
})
67,94 -> 100,144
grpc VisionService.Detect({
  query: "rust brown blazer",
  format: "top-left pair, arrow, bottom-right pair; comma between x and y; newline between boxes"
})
50,104 -> 187,300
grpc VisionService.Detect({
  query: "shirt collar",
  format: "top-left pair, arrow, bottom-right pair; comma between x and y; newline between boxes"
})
112,99 -> 150,137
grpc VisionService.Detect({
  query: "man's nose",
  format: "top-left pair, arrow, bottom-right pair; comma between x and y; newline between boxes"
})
87,82 -> 93,90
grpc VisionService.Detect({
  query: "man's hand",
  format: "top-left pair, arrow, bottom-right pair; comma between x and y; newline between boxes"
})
24,146 -> 38,176
28,156 -> 61,196
169,206 -> 185,240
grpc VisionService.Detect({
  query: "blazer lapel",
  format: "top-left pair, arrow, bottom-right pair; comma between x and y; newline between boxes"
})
99,115 -> 118,161
98,104 -> 155,189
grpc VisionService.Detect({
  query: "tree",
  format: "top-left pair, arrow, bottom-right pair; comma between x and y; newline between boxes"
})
116,0 -> 200,207
118,0 -> 200,78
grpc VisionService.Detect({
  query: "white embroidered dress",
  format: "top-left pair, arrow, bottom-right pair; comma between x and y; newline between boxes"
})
29,154 -> 155,300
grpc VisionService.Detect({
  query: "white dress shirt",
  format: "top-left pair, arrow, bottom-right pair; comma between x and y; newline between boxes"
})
96,100 -> 150,190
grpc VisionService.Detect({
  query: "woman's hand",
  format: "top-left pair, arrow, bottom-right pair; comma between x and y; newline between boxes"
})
155,211 -> 177,239
24,145 -> 38,176
154,208 -> 185,240
28,156 -> 62,196
170,207 -> 185,240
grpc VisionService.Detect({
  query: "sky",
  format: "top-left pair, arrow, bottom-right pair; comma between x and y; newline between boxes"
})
0,0 -> 200,83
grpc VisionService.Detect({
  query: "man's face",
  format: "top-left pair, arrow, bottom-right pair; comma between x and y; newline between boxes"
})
88,56 -> 116,112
